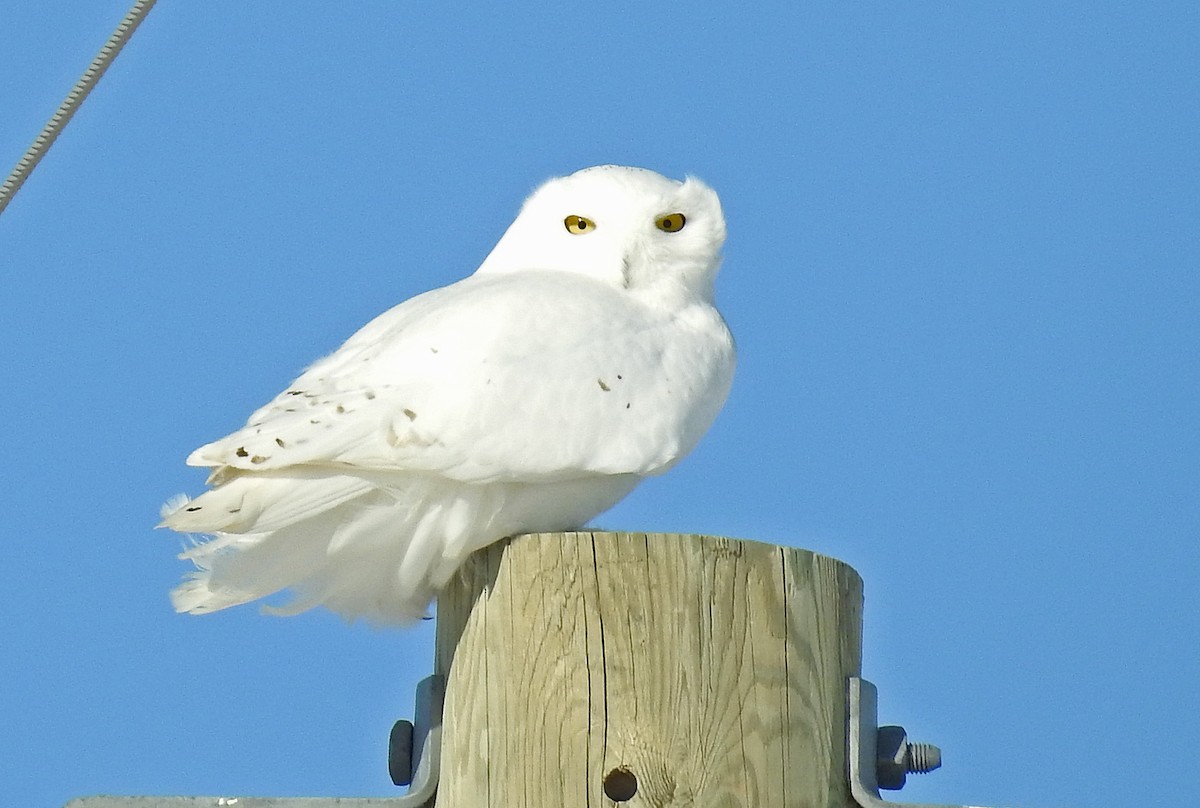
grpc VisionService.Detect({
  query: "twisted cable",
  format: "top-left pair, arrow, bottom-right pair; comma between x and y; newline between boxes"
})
0,0 -> 158,217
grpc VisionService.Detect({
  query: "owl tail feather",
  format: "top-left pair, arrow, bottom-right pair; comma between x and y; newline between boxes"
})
161,472 -> 494,625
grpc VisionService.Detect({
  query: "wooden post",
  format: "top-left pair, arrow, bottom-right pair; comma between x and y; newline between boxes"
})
434,531 -> 863,808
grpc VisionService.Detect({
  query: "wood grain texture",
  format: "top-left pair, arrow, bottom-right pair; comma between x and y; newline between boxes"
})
434,532 -> 863,808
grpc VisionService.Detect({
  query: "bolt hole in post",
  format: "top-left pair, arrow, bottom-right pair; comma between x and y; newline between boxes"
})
603,767 -> 638,802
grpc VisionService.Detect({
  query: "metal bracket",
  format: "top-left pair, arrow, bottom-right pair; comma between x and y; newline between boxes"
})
62,676 -> 444,808
849,677 -> 992,808
72,671 -> 1011,808
386,674 -> 444,806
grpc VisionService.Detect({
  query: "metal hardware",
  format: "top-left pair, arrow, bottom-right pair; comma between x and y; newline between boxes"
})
63,676 -> 444,808
849,677 -> 991,808
386,674 -> 444,805
877,724 -> 942,790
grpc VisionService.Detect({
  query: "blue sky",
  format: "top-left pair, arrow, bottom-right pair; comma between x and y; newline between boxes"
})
2,2 -> 1197,806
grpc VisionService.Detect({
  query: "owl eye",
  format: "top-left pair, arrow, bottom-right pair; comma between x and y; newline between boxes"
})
655,213 -> 687,233
564,215 -> 596,234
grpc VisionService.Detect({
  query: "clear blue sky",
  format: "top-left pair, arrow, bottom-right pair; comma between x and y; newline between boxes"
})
2,3 -> 1197,806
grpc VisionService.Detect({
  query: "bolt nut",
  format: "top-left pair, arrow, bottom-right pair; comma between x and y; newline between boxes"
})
876,725 -> 942,790
388,719 -> 415,786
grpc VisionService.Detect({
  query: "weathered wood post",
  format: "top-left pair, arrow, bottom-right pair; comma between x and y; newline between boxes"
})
434,531 -> 864,807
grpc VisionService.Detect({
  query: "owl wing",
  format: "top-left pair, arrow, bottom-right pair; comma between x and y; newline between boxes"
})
186,271 -> 735,484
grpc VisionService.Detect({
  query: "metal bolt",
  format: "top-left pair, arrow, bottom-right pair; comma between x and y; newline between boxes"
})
389,718 -> 415,786
906,740 -> 942,774
876,725 -> 942,790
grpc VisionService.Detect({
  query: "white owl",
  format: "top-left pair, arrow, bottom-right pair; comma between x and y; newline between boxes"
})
162,165 -> 735,624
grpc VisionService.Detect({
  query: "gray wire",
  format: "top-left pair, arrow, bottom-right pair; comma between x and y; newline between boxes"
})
0,0 -> 158,218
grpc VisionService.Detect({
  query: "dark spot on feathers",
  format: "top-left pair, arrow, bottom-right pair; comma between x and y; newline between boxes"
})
336,405 -> 346,413
430,347 -> 439,353
365,391 -> 376,400
228,507 -> 241,514
275,438 -> 286,447
626,403 -> 631,409
235,447 -> 248,457
403,408 -> 418,421
186,506 -> 202,512
310,419 -> 321,424
286,390 -> 303,396
598,379 -> 611,392
617,374 -> 623,380
250,455 -> 268,464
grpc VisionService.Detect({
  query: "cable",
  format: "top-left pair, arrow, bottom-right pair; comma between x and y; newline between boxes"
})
0,0 -> 158,218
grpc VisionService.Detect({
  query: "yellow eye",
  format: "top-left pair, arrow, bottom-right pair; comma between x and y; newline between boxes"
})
564,214 -> 596,234
655,213 -> 687,233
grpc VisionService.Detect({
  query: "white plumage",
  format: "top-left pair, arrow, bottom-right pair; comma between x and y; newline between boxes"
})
162,165 -> 735,624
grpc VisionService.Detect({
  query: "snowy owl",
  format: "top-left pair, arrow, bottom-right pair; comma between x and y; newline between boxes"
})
162,165 -> 735,624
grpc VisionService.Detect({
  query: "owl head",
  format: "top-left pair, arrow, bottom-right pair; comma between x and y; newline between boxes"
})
475,165 -> 726,301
